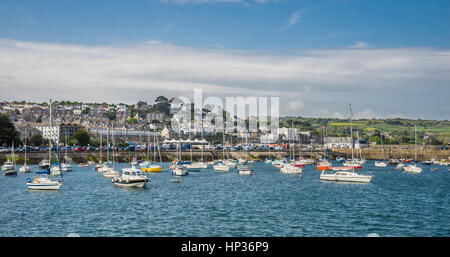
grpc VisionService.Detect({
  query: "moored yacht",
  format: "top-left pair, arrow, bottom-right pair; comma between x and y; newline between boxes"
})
112,166 -> 149,188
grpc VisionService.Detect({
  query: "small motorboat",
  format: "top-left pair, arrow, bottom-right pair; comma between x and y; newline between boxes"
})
2,160 -> 15,171
112,166 -> 149,188
172,165 -> 188,176
330,166 -> 353,171
38,159 -> 51,170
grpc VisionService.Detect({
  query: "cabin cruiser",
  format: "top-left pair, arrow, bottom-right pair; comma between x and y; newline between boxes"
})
26,171 -> 63,190
38,159 -> 51,170
172,164 -> 188,176
112,166 -> 149,188
2,160 -> 14,171
2,160 -> 17,176
320,170 -> 373,183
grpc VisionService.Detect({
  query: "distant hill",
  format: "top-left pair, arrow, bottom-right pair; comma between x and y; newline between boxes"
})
280,117 -> 450,145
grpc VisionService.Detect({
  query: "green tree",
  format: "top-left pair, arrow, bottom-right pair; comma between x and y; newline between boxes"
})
72,130 -> 90,146
0,114 -> 20,146
28,134 -> 46,147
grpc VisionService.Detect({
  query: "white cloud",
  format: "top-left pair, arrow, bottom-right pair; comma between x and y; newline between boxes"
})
283,9 -> 306,29
347,41 -> 371,49
0,38 -> 449,119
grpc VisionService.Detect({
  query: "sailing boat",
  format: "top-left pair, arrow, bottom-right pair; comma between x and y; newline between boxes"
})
60,131 -> 72,171
2,142 -> 17,176
184,128 -> 202,172
375,130 -> 388,167
141,129 -> 163,173
172,121 -> 188,176
280,123 -> 302,175
103,125 -> 120,178
404,125 -> 423,173
20,134 -> 33,173
213,127 -> 230,172
238,131 -> 254,175
320,103 -> 373,183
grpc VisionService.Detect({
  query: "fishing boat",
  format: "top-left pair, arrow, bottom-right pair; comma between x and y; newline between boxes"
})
26,170 -> 63,190
320,103 -> 373,183
112,166 -> 149,188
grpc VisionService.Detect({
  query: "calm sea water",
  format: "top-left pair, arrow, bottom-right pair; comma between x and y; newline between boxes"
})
0,161 -> 449,237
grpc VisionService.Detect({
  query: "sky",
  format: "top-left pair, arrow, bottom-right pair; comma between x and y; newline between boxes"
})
0,0 -> 449,120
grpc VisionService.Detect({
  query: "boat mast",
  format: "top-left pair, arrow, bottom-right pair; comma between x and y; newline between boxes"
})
24,129 -> 27,167
349,103 -> 355,173
49,99 -> 52,163
414,125 -> 417,161
111,125 -> 116,170
99,132 -> 103,164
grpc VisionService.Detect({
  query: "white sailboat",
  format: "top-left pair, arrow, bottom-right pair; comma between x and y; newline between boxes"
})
238,131 -> 254,176
404,125 -> 423,173
280,122 -> 302,175
214,128 -> 231,172
103,126 -> 120,178
320,103 -> 373,183
172,121 -> 188,176
20,133 -> 33,173
374,130 -> 388,167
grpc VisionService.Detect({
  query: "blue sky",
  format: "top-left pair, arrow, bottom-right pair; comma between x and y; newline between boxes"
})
1,0 -> 449,49
0,0 -> 449,119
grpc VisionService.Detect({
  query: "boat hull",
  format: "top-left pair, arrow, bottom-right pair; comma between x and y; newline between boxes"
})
320,172 -> 373,183
113,181 -> 147,188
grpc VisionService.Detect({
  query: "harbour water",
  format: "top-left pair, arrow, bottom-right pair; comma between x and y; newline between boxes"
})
0,161 -> 449,237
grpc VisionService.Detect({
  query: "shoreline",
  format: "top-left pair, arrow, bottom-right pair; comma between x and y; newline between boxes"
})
1,148 -> 449,164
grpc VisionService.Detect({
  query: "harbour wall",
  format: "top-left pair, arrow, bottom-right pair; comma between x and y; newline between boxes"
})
1,148 -> 448,164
